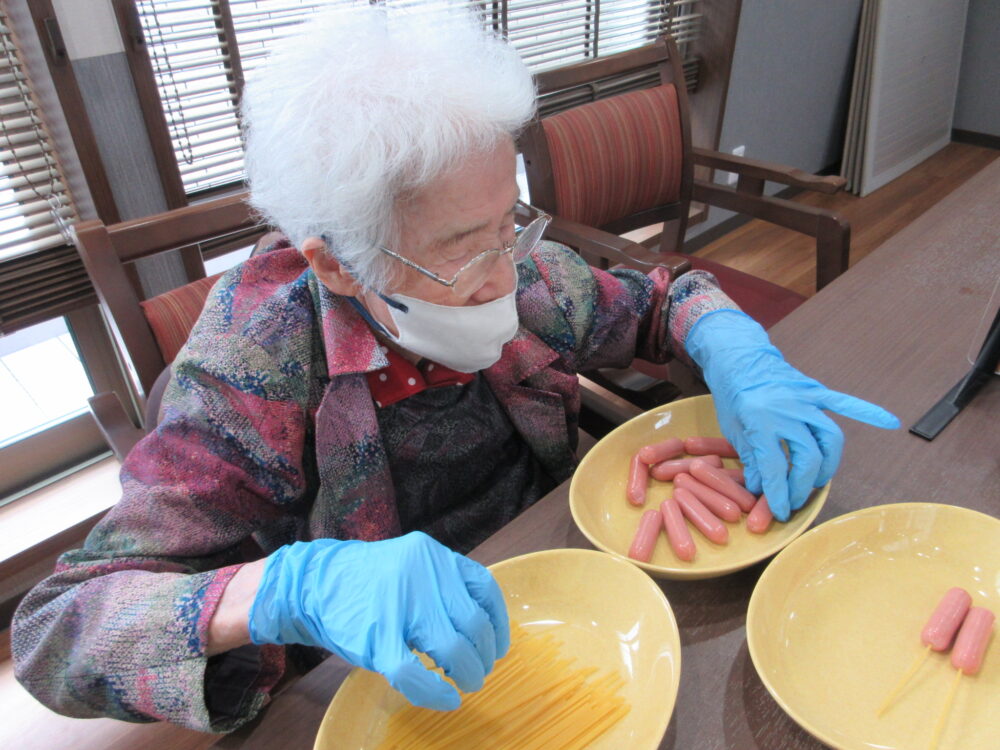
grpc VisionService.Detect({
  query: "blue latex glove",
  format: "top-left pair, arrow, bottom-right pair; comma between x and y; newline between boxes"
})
686,310 -> 900,521
248,531 -> 509,711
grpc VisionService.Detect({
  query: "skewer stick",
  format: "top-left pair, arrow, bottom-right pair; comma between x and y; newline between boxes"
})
928,668 -> 963,750
876,644 -> 932,717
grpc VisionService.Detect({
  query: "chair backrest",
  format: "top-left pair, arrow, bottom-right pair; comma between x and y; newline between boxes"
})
75,191 -> 265,400
520,36 -> 694,254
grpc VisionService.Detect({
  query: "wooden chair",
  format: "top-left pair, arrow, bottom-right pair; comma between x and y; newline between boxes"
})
75,192 -> 271,460
519,35 -> 850,409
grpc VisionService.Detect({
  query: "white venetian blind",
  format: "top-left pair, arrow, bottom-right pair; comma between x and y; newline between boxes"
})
133,0 -> 322,195
135,0 -> 236,195
228,0 -> 324,76
0,9 -> 92,335
134,0 -> 701,197
504,0 -> 701,71
0,11 -> 76,262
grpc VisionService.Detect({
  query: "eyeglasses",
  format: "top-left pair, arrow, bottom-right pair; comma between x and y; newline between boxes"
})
377,201 -> 551,297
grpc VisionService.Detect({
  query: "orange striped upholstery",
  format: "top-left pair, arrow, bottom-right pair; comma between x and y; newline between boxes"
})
541,84 -> 684,228
139,274 -> 221,365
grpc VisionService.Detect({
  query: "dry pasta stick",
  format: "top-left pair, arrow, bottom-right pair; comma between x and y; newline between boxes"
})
928,669 -> 963,750
516,672 -> 625,750
876,644 -> 932,717
387,635 -> 563,744
376,624 -> 630,749
405,643 -> 573,747
384,643 -> 565,748
423,665 -> 588,748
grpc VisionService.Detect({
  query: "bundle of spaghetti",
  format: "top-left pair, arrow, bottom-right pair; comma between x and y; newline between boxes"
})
376,624 -> 630,749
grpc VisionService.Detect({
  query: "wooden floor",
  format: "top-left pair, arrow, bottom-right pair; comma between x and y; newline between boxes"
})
692,142 -> 999,297
0,141 -> 995,750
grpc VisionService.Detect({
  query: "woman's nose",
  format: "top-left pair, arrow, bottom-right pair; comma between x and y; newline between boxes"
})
468,253 -> 516,305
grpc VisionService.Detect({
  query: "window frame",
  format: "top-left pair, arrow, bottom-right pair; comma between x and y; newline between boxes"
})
0,3 -> 140,502
115,0 -> 741,206
0,303 -> 127,500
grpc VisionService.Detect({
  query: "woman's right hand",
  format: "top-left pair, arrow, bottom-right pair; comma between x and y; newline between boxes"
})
246,532 -> 509,710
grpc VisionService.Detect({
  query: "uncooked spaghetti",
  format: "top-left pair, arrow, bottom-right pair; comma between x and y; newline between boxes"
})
376,624 -> 630,749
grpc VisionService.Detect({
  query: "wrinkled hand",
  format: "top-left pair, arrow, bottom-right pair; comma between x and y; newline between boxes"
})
248,531 -> 509,710
686,310 -> 900,521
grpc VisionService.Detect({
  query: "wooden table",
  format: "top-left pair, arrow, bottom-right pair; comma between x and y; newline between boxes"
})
217,160 -> 1000,749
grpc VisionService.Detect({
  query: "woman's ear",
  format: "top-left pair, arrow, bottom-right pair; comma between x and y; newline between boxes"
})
301,237 -> 362,296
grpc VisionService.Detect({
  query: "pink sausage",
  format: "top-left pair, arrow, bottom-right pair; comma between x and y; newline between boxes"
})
951,606 -> 995,675
674,472 -> 741,523
626,454 -> 648,506
723,467 -> 745,485
628,509 -> 665,562
673,487 -> 728,545
637,437 -> 685,465
649,454 -> 722,481
746,495 -> 774,534
684,436 -> 739,459
922,587 -> 973,652
689,458 -> 757,513
659,498 -> 696,561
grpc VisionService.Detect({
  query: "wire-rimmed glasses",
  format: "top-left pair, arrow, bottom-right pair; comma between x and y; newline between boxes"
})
377,201 -> 551,297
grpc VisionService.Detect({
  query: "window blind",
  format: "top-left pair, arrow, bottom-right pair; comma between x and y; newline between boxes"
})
502,0 -> 700,72
133,0 -> 322,196
133,0 -> 701,199
0,10 -> 88,335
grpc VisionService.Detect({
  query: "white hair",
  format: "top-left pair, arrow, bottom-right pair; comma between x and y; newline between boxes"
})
241,1 -> 536,291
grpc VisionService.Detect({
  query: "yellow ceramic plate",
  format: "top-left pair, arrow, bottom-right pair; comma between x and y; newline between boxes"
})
569,394 -> 828,580
747,503 -> 1000,750
314,548 -> 681,749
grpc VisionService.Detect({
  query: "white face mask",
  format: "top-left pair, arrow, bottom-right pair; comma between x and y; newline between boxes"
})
376,288 -> 519,373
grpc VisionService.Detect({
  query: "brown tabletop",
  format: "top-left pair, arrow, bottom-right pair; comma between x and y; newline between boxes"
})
217,160 -> 1000,750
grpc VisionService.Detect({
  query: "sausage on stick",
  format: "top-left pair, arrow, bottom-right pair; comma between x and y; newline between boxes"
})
876,587 -> 972,717
929,607 -> 995,750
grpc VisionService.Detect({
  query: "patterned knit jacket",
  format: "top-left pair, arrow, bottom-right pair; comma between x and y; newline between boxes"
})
12,240 -> 735,732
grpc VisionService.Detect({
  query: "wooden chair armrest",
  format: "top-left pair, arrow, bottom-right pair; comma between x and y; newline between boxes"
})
532,211 -> 692,279
88,391 -> 145,462
579,375 -> 644,425
692,179 -> 850,290
692,147 -> 846,195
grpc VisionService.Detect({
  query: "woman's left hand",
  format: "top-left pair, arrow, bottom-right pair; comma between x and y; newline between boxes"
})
686,310 -> 900,521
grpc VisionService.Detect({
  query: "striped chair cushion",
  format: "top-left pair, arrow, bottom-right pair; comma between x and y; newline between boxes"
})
139,273 -> 221,365
541,84 -> 684,228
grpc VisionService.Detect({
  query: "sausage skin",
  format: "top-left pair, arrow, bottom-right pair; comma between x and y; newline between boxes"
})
683,436 -> 739,459
921,587 -> 973,652
950,606 -> 994,675
628,509 -> 665,562
689,458 -> 757,512
673,472 -> 741,522
627,454 -> 648,506
659,498 -> 697,561
649,454 -> 722,481
674,487 -> 728,545
637,437 -> 685,465
746,495 -> 774,534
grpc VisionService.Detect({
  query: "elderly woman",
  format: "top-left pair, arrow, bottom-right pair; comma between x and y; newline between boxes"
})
12,2 -> 897,733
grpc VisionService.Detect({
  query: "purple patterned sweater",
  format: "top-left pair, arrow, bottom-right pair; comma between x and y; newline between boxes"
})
12,241 -> 735,732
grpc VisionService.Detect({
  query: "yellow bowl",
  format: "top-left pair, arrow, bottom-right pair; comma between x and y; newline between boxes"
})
747,503 -> 1000,750
313,548 -> 681,749
569,394 -> 828,580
